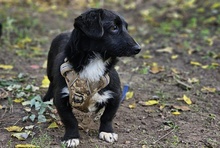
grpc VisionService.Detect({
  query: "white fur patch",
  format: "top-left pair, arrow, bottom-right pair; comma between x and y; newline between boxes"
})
99,132 -> 118,143
88,91 -> 113,112
61,87 -> 69,98
79,54 -> 109,82
62,138 -> 79,147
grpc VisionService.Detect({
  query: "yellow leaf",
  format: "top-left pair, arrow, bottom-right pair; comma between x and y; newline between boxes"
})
201,86 -> 216,93
0,64 -> 13,70
12,132 -> 29,140
41,76 -> 50,88
187,77 -> 199,84
5,126 -> 23,132
205,38 -> 213,46
172,111 -> 181,115
211,2 -> 220,9
15,144 -> 39,148
211,62 -> 219,67
126,91 -> 134,100
128,103 -> 136,109
150,64 -> 164,74
201,65 -> 209,69
142,55 -> 153,59
13,98 -> 24,103
42,60 -> 47,69
171,68 -> 180,74
156,47 -> 173,54
48,122 -> 59,129
171,54 -> 178,59
183,95 -> 192,105
190,61 -> 202,66
144,100 -> 159,106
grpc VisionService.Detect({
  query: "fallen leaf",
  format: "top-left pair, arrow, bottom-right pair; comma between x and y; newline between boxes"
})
156,47 -> 173,54
187,77 -> 199,84
5,126 -> 23,132
126,91 -> 134,100
13,98 -> 24,103
48,122 -> 59,129
201,86 -> 216,93
42,60 -> 47,69
171,68 -> 180,74
12,132 -> 29,140
173,105 -> 190,111
211,62 -> 219,67
15,144 -> 39,148
128,103 -> 136,109
183,95 -> 192,105
30,65 -> 40,69
0,64 -> 13,70
171,54 -> 179,59
41,76 -> 50,88
171,111 -> 181,115
201,65 -> 209,69
25,125 -> 34,130
150,64 -> 164,74
139,100 -> 159,106
190,61 -> 202,66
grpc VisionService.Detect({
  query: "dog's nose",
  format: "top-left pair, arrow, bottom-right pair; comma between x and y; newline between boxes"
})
132,45 -> 141,54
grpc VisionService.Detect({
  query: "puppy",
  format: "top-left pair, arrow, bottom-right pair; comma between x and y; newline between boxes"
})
43,8 -> 141,147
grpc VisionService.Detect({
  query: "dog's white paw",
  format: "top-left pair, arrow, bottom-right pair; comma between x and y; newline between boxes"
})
62,138 -> 79,148
99,132 -> 118,143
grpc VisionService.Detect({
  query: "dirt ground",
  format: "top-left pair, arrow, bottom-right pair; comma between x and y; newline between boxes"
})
0,0 -> 220,148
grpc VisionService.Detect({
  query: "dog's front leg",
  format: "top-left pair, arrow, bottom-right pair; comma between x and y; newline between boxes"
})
54,88 -> 80,148
99,98 -> 120,143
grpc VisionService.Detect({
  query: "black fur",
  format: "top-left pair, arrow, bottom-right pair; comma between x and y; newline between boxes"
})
43,8 -> 141,146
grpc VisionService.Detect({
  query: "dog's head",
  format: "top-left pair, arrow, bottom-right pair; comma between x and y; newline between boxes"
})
73,9 -> 141,58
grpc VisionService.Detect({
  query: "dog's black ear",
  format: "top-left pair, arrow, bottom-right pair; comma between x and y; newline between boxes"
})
74,9 -> 104,38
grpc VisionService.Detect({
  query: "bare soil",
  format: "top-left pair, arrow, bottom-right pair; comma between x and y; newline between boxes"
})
0,0 -> 220,148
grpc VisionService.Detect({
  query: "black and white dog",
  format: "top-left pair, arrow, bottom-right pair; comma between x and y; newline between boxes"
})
43,8 -> 141,147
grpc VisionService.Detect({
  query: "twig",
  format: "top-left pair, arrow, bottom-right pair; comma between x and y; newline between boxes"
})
13,119 -> 21,126
152,128 -> 176,144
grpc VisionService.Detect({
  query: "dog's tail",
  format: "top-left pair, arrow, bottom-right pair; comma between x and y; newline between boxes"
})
43,83 -> 53,102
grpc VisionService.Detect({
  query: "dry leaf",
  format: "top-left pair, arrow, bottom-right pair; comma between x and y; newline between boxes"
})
41,76 -> 50,88
128,103 -> 136,109
126,91 -> 134,100
201,65 -> 209,69
201,86 -> 216,93
183,95 -> 192,105
15,144 -> 39,148
190,61 -> 202,66
150,64 -> 164,74
156,47 -> 173,54
0,64 -> 13,70
171,68 -> 180,74
12,132 -> 29,140
5,126 -> 23,132
171,111 -> 181,115
171,54 -> 179,59
13,98 -> 24,103
173,105 -> 190,111
48,122 -> 59,129
42,60 -> 47,69
187,77 -> 199,84
139,100 -> 159,106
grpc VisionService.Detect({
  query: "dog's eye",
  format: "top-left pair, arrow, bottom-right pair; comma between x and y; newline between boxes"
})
110,25 -> 119,33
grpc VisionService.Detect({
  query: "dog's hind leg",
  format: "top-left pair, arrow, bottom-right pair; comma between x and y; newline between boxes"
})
43,83 -> 53,102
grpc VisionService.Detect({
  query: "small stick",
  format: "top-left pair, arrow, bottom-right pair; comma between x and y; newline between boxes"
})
152,128 -> 176,144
